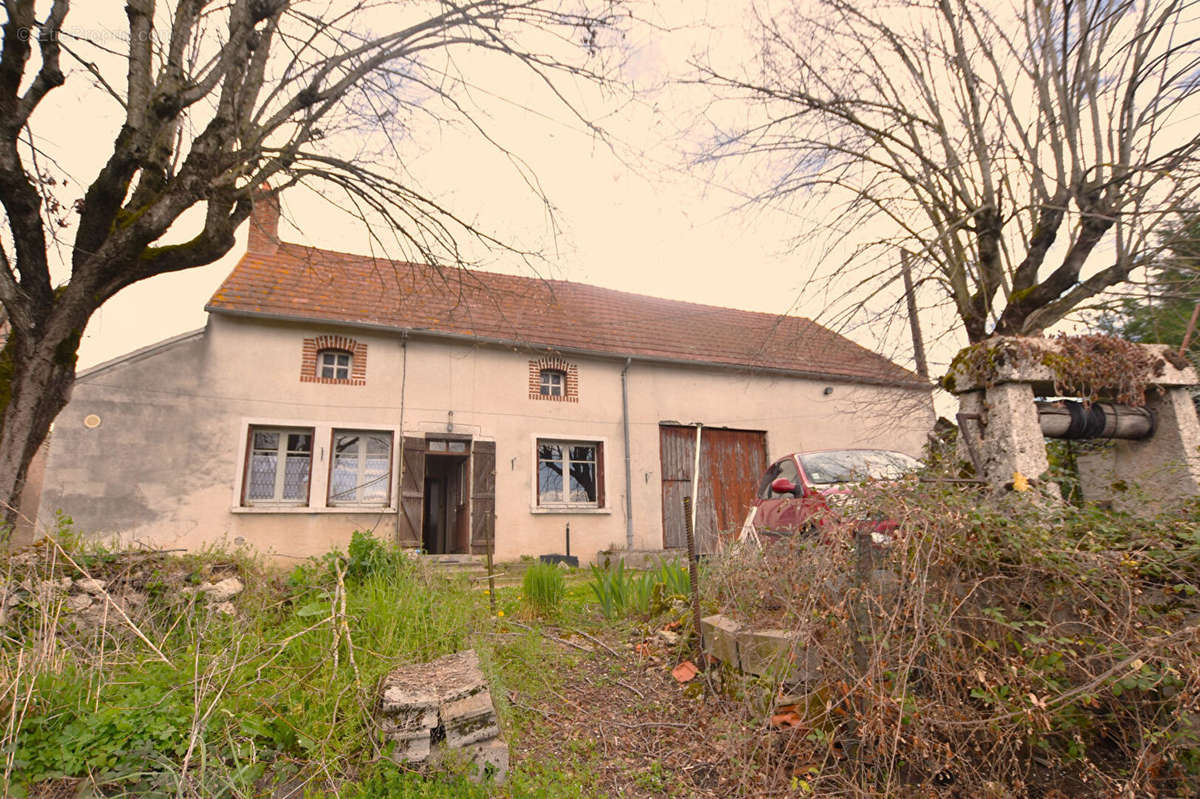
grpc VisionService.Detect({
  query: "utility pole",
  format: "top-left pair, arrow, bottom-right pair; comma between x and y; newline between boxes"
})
901,250 -> 930,381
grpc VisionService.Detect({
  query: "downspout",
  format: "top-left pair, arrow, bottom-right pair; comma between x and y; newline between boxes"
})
621,357 -> 634,550
395,332 -> 409,545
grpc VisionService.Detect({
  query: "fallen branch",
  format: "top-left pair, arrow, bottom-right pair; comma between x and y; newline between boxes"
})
505,620 -> 592,654
556,625 -> 620,658
614,678 -> 644,699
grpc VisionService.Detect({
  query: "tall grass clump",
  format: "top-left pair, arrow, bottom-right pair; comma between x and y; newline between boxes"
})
521,561 -> 566,616
703,479 -> 1200,798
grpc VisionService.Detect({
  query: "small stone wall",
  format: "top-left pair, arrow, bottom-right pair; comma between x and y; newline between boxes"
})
378,649 -> 508,783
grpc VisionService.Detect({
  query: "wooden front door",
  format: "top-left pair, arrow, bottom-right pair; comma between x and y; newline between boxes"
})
398,436 -> 426,546
470,440 -> 496,555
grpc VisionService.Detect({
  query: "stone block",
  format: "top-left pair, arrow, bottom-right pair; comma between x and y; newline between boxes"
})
1113,388 -> 1200,510
945,338 -> 1198,394
65,594 -> 94,612
700,614 -> 741,666
442,689 -> 499,748
382,649 -> 487,706
380,690 -> 439,738
74,578 -> 106,595
199,577 -> 244,602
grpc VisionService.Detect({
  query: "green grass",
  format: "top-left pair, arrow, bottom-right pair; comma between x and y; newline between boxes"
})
3,531 -> 603,798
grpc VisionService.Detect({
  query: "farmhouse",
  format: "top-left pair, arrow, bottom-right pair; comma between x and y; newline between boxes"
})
34,198 -> 933,561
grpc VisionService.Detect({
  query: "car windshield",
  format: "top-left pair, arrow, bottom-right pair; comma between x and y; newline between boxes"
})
799,450 -> 920,486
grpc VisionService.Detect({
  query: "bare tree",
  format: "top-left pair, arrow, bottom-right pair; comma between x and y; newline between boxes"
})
698,0 -> 1200,347
0,0 -> 626,524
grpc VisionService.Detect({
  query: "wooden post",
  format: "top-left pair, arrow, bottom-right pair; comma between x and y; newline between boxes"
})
682,495 -> 704,665
486,524 -> 496,613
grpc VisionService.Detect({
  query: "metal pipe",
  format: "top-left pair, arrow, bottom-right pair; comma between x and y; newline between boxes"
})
621,358 -> 634,550
395,332 -> 408,546
955,412 -> 984,475
1036,400 -> 1154,440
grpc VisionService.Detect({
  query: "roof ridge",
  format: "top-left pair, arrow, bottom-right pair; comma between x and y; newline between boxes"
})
207,239 -> 925,388
271,240 -> 823,326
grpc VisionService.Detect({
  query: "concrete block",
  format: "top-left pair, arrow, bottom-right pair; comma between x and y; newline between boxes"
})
700,614 -> 741,666
449,738 -> 509,784
737,629 -> 822,683
442,689 -> 499,748
379,691 -> 439,736
388,733 -> 432,764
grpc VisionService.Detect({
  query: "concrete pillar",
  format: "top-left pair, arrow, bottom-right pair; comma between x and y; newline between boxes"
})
1110,388 -> 1200,511
958,383 -> 1052,489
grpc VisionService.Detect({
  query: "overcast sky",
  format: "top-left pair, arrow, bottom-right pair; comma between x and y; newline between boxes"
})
31,2 -> 946,379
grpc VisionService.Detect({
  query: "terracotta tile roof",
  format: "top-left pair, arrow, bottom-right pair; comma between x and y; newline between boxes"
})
206,242 -> 924,386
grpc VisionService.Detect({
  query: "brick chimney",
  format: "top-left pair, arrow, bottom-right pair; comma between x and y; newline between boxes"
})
247,187 -> 280,255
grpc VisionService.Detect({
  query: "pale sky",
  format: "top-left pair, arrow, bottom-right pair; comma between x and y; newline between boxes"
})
39,2 -> 936,379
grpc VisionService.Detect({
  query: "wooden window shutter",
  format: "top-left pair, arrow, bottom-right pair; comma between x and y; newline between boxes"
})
596,443 -> 605,507
398,437 -> 425,545
470,441 -> 496,555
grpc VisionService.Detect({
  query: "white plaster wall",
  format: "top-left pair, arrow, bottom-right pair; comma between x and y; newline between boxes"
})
40,314 -> 933,562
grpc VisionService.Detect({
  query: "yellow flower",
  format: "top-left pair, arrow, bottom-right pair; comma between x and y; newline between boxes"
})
497,610 -> 505,617
1011,471 -> 1030,492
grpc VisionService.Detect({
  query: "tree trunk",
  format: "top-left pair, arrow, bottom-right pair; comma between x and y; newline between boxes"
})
0,329 -> 78,532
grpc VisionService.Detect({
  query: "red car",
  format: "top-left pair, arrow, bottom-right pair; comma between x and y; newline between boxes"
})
740,449 -> 921,544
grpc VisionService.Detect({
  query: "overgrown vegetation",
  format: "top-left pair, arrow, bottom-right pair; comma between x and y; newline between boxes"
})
706,481 -> 1200,796
5,493 -> 1199,797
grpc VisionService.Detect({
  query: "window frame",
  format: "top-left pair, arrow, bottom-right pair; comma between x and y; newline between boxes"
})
233,419 -> 400,514
531,436 -> 608,513
242,425 -> 315,507
327,429 -> 394,507
317,349 -> 353,381
539,369 -> 566,397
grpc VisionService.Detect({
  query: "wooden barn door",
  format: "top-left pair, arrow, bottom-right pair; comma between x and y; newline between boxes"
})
660,425 -> 767,554
470,441 -> 496,555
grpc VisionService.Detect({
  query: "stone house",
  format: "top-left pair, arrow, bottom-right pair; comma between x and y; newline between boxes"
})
33,198 -> 933,562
